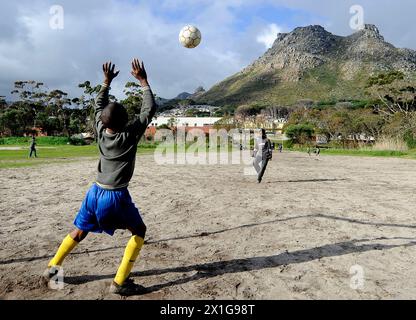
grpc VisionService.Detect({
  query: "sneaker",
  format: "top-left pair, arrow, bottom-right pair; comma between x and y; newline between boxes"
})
109,280 -> 148,296
40,266 -> 59,287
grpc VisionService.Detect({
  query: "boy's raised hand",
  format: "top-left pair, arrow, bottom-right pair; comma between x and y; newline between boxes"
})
103,62 -> 120,86
131,58 -> 149,87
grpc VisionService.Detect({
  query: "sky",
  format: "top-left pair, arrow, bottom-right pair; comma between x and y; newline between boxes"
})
1,0 -> 416,101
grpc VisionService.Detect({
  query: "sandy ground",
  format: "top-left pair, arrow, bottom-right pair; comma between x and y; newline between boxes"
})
1,151 -> 416,300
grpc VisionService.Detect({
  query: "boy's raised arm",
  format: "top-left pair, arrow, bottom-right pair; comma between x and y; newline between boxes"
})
129,58 -> 157,138
95,62 -> 120,129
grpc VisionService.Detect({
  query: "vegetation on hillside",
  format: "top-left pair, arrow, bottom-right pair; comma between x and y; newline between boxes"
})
283,71 -> 416,149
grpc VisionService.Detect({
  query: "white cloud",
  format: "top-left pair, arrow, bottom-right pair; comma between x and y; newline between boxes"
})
0,0 -> 268,100
1,0 -> 415,102
256,23 -> 282,49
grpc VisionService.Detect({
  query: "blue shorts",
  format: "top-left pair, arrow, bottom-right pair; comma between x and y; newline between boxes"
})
74,183 -> 144,236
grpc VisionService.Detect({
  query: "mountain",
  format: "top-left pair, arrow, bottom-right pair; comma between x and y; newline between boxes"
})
175,92 -> 193,100
155,96 -> 170,106
197,24 -> 416,107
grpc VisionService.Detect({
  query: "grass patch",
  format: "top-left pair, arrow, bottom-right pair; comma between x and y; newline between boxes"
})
287,147 -> 416,159
0,144 -> 156,169
0,136 -> 70,145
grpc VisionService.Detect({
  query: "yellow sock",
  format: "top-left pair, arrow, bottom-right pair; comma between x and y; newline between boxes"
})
48,235 -> 79,267
114,236 -> 144,286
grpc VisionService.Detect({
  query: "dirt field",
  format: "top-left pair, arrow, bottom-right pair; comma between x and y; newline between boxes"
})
1,151 -> 416,300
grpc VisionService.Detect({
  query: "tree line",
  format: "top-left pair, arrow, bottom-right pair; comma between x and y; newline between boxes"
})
284,71 -> 416,148
0,80 -> 144,137
2,70 -> 415,150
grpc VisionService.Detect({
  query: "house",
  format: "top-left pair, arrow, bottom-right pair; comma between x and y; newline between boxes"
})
146,117 -> 223,137
24,127 -> 48,137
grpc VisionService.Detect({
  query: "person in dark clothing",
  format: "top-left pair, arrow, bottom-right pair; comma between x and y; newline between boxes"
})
278,143 -> 283,153
29,136 -> 37,158
43,59 -> 157,295
253,129 -> 273,183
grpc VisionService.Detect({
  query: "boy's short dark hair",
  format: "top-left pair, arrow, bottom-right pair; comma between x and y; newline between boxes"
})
100,103 -> 128,132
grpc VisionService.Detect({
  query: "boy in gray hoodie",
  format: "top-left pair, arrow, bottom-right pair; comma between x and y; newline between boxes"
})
43,59 -> 157,295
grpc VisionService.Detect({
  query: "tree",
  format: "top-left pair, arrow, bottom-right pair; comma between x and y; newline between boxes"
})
0,96 -> 6,109
366,70 -> 416,142
366,71 -> 416,117
0,107 -> 34,136
167,117 -> 178,129
11,81 -> 47,130
46,90 -> 72,136
78,81 -> 103,134
213,115 -> 237,131
354,109 -> 385,140
261,105 -> 290,121
285,124 -> 315,145
121,81 -> 143,121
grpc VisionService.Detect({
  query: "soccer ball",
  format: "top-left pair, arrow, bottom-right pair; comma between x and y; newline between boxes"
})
179,25 -> 202,49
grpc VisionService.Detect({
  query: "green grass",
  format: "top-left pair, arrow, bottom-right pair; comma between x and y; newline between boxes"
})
0,136 -> 70,145
0,144 -> 156,169
287,147 -> 416,159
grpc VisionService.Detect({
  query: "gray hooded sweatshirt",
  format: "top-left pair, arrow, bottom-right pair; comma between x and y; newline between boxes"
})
94,84 -> 157,189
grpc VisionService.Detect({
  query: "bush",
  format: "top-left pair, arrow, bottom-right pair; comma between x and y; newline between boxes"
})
404,131 -> 416,149
138,142 -> 158,149
68,137 -> 87,146
283,140 -> 294,149
284,124 -> 315,145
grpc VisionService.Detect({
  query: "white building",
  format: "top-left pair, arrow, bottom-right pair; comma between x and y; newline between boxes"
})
150,117 -> 223,128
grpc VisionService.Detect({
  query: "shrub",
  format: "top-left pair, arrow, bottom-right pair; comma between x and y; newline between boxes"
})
372,136 -> 408,151
283,140 -> 293,149
404,131 -> 416,149
68,137 -> 87,146
284,124 -> 315,145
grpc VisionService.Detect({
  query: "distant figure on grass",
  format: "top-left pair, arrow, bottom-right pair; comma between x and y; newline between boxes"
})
29,136 -> 37,158
42,59 -> 157,295
252,129 -> 273,183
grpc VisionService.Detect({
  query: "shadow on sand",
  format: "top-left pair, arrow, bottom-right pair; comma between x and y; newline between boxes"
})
1,213 -> 415,266
64,236 -> 416,296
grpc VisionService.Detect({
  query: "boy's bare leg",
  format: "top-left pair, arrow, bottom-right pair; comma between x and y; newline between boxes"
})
69,228 -> 89,243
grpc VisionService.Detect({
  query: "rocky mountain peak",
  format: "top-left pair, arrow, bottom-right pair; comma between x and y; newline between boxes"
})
271,25 -> 337,52
354,24 -> 385,41
198,24 -> 416,106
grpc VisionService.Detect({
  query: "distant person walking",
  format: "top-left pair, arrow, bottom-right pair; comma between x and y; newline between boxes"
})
278,143 -> 283,153
29,136 -> 37,158
253,129 -> 273,183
